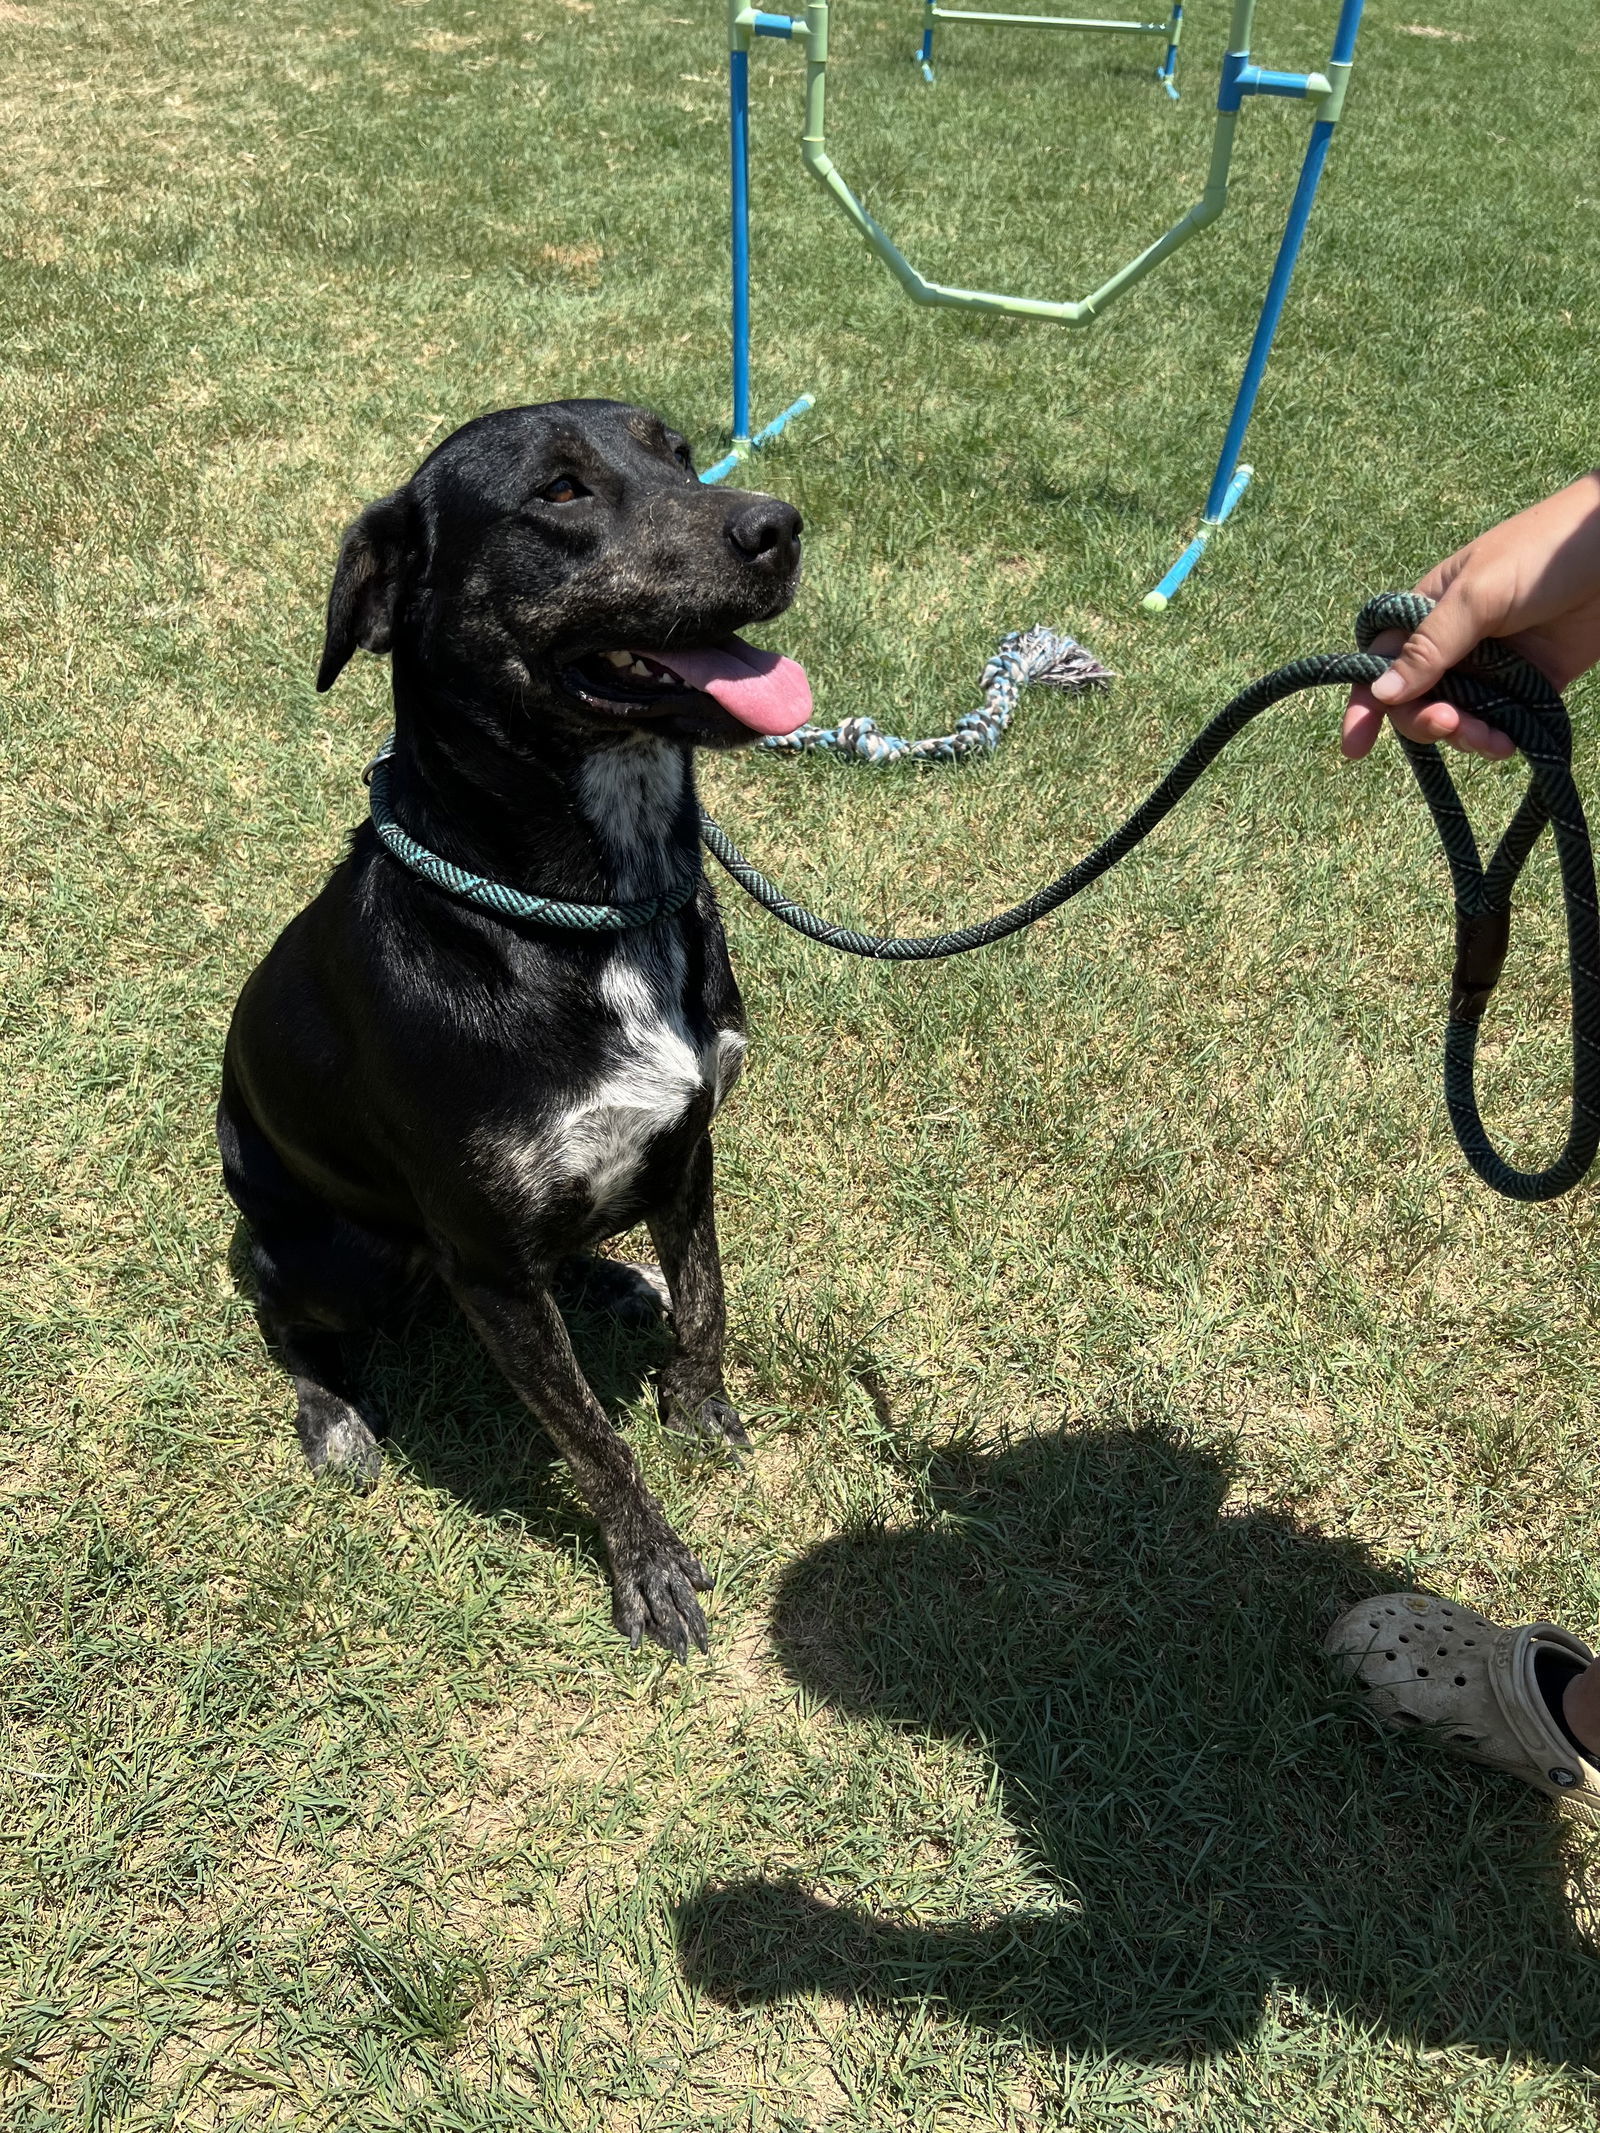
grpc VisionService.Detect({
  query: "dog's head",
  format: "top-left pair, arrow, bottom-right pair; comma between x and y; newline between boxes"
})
315,400 -> 810,750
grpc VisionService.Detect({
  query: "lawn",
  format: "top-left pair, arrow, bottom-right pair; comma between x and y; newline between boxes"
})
4,0 -> 1600,2123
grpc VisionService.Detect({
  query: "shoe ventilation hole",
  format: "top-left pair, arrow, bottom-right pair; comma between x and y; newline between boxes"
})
1385,1651 -> 1397,1661
1454,1675 -> 1467,1686
1398,1634 -> 1410,1643
1416,1667 -> 1430,1677
1386,1608 -> 1397,1616
1463,1639 -> 1475,1647
1436,1647 -> 1449,1656
1368,1618 -> 1380,1629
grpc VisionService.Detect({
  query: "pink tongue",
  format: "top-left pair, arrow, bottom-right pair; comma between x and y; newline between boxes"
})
642,636 -> 813,736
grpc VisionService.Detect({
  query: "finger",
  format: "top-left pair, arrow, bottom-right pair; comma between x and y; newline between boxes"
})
1371,582 -> 1488,705
1342,627 -> 1406,758
1340,694 -> 1384,759
1342,690 -> 1515,762
1390,701 -> 1516,759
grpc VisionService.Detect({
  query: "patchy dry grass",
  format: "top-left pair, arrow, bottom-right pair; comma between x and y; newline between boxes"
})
3,0 -> 1600,2124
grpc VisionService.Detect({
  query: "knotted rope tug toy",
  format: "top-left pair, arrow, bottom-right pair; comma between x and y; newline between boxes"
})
697,593 -> 1600,1203
758,627 -> 1114,764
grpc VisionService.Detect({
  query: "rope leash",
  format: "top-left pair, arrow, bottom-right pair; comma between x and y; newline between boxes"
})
360,626 -> 1105,915
699,593 -> 1600,1203
361,596 -> 1599,1202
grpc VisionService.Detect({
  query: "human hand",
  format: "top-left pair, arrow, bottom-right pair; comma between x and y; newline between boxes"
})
1341,470 -> 1600,762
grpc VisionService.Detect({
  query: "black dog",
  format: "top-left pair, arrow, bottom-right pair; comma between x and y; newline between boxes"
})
219,400 -> 809,1658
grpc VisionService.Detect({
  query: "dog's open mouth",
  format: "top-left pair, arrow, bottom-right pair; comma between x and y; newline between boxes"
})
563,634 -> 812,737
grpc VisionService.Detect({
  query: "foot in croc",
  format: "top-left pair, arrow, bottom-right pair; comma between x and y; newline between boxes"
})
1325,1591 -> 1600,1822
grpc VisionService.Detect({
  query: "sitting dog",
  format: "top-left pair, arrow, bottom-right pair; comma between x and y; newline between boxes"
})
219,400 -> 810,1658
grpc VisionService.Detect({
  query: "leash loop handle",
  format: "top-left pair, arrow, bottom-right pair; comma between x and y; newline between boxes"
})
700,591 -> 1600,1202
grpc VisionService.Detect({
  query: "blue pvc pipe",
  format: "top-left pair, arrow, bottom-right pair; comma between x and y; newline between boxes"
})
1201,98 -> 1346,518
1329,0 -> 1365,67
1144,466 -> 1252,610
699,447 -> 743,486
1201,121 -> 1329,516
729,47 -> 752,445
699,396 -> 817,486
1158,5 -> 1182,100
750,392 -> 816,449
1219,55 -> 1321,106
1148,0 -> 1363,605
1182,0 -> 1363,557
1145,532 -> 1208,612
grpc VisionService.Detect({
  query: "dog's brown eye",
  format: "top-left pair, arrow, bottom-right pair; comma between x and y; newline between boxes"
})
539,476 -> 588,504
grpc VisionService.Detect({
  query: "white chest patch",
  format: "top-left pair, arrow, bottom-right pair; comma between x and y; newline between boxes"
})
487,739 -> 746,1229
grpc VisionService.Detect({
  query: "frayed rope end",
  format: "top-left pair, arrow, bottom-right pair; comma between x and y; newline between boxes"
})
1010,627 -> 1116,692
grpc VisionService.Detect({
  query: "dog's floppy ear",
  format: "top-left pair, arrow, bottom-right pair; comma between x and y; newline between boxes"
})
315,487 -> 414,692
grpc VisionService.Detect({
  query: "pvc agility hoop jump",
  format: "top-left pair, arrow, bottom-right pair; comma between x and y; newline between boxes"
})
917,0 -> 1184,98
700,0 -> 1365,610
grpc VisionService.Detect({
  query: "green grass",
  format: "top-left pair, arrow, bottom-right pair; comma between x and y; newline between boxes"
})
4,0 -> 1600,2122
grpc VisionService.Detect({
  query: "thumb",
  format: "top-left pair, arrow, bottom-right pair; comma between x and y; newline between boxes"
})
1370,589 -> 1483,704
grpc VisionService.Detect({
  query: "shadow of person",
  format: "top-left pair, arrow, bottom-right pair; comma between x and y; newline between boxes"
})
675,1425 -> 1600,2068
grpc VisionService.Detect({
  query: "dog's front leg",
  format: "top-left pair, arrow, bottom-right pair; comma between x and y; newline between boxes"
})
452,1277 -> 712,1657
648,1132 -> 748,1450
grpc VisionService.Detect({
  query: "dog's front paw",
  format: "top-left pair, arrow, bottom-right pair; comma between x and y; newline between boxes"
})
298,1402 -> 384,1493
608,1520 -> 714,1661
659,1376 -> 750,1451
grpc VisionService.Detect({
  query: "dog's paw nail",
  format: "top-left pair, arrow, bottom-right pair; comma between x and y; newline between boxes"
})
614,1536 -> 712,1659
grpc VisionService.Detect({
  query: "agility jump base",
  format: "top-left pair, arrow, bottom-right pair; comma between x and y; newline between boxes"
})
700,0 -> 1365,610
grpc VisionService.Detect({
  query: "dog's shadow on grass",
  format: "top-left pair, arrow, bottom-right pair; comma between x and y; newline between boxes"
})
675,1425 -> 1600,2071
230,1222 -> 672,1534
362,1290 -> 673,1530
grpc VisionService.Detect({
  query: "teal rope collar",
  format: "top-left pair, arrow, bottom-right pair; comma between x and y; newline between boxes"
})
365,738 -> 701,931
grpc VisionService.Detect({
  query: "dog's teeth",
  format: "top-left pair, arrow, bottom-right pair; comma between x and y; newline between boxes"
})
628,657 -> 655,678
602,650 -> 632,669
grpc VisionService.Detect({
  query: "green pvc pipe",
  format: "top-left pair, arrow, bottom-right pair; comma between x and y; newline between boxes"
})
802,0 -> 1237,323
930,11 -> 1169,29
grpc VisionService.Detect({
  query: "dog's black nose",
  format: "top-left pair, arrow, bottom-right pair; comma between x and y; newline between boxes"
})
724,496 -> 802,565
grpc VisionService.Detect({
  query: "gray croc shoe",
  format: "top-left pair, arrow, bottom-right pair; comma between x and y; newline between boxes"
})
1324,1591 -> 1600,1825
